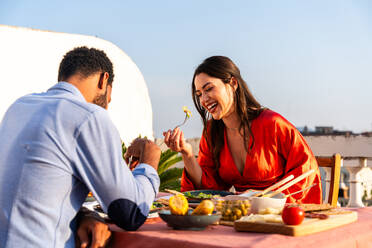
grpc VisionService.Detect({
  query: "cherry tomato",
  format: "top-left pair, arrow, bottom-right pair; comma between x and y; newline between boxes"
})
282,206 -> 305,225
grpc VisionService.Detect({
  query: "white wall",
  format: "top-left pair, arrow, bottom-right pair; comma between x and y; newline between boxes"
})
0,25 -> 153,145
304,135 -> 372,157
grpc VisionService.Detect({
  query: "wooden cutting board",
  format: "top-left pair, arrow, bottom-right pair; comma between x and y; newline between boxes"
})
219,220 -> 234,226
234,211 -> 357,236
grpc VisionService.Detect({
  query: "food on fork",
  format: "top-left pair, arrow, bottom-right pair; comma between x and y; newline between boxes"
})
182,106 -> 192,118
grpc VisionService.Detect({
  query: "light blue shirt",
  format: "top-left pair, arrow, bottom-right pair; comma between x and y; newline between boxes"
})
0,82 -> 160,247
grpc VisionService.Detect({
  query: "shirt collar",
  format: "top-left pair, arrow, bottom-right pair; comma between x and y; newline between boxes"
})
48,82 -> 86,102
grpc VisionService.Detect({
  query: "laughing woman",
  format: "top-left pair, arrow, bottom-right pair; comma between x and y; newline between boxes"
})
163,56 -> 322,204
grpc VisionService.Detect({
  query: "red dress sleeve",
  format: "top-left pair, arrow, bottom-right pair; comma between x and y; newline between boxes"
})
180,132 -> 229,192
274,114 -> 322,203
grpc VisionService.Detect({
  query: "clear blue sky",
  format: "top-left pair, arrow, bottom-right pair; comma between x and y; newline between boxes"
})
1,0 -> 371,138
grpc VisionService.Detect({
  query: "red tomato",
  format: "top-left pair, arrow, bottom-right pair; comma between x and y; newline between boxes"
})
282,206 -> 305,225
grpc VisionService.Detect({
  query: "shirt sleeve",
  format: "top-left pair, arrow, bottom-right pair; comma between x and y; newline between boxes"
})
274,114 -> 322,204
73,109 -> 160,230
181,132 -> 229,191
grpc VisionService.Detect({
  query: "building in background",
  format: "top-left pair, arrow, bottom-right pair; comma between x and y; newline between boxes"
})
298,125 -> 353,136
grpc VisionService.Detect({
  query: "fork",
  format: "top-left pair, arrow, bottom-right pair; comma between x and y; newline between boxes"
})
174,106 -> 191,129
174,115 -> 189,129
128,155 -> 133,168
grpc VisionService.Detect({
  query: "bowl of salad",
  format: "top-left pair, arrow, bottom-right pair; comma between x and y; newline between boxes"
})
183,190 -> 234,203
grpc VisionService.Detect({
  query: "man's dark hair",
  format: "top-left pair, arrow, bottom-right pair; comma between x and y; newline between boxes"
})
58,46 -> 114,85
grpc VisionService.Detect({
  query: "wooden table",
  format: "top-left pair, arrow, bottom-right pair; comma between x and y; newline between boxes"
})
109,207 -> 372,248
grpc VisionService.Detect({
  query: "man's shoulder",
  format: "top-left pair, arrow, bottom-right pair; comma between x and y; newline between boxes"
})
63,101 -> 112,132
66,98 -> 106,116
20,91 -> 110,127
47,92 -> 107,119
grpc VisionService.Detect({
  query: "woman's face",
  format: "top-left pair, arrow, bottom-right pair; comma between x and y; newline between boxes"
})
194,73 -> 236,120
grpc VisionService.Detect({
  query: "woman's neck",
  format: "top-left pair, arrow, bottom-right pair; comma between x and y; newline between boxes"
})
223,111 -> 241,131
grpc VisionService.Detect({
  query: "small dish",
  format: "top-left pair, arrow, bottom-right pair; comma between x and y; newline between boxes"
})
250,192 -> 287,214
158,210 -> 221,230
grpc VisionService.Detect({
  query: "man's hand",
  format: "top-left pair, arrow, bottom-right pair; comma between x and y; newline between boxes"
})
76,216 -> 111,248
124,138 -> 161,170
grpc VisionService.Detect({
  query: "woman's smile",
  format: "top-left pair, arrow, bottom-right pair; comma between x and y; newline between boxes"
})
205,102 -> 218,113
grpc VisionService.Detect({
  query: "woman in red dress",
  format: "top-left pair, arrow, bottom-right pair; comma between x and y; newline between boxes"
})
163,56 -> 322,203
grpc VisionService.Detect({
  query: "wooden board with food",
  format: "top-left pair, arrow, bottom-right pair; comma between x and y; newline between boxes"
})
234,208 -> 358,236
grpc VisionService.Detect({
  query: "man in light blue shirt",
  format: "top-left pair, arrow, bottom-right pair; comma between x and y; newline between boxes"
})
0,47 -> 161,247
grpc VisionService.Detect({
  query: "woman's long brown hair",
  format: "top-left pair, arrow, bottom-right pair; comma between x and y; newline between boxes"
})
192,56 -> 264,170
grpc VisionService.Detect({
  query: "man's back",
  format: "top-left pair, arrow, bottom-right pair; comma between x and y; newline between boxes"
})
0,83 -> 103,247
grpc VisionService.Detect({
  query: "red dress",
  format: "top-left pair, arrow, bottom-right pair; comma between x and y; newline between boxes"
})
181,110 -> 322,204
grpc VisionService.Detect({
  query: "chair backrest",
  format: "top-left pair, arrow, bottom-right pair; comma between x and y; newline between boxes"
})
315,154 -> 342,207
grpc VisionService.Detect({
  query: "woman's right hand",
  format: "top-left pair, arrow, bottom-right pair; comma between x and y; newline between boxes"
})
163,127 -> 202,188
163,127 -> 193,157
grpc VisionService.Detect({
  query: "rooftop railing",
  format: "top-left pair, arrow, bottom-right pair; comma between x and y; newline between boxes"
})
339,156 -> 372,207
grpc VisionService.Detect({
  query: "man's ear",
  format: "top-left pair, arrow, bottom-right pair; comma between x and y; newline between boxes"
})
98,72 -> 110,90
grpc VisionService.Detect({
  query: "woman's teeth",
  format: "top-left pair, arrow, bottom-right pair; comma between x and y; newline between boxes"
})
207,103 -> 217,112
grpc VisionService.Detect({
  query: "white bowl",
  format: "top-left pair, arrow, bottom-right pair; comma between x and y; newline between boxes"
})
250,193 -> 286,214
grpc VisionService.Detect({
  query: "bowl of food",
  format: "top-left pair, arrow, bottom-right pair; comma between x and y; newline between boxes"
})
217,199 -> 251,221
250,193 -> 287,214
159,195 -> 221,230
158,210 -> 221,230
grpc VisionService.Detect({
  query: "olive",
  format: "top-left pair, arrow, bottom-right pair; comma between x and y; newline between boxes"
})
233,208 -> 242,219
224,208 -> 232,216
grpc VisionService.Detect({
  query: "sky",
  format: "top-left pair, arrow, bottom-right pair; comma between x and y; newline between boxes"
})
1,0 -> 371,138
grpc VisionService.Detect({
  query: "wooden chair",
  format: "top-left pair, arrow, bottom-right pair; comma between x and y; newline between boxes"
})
315,154 -> 342,207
